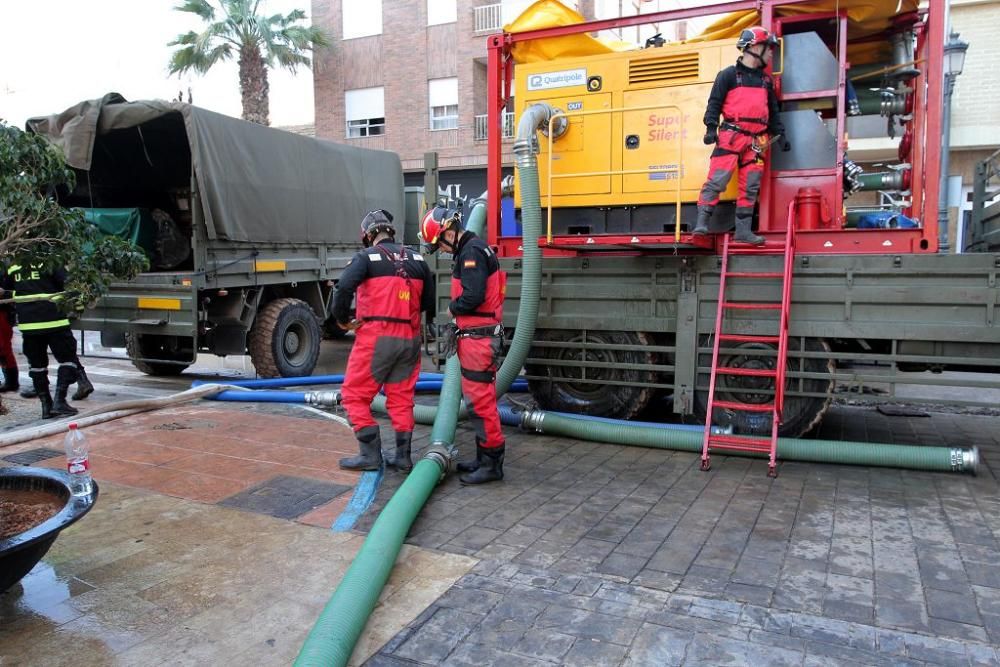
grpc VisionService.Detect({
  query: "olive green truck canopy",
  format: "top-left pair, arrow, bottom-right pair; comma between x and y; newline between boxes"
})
26,93 -> 404,245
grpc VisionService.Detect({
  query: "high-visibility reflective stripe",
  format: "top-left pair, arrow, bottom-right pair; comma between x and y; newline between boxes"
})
137,297 -> 182,311
11,292 -> 64,302
255,260 -> 287,272
19,319 -> 70,331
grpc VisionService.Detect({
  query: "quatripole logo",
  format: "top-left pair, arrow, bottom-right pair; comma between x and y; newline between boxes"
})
526,68 -> 587,91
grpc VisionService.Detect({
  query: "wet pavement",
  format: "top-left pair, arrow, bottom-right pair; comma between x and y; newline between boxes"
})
3,336 -> 1000,665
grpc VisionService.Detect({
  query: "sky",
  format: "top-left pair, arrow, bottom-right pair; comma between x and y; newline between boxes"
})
0,0 -> 316,129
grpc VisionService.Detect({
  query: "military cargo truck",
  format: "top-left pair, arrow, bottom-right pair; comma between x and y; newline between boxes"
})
27,94 -> 403,377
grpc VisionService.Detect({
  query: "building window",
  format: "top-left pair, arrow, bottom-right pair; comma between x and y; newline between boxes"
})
343,1 -> 382,39
428,78 -> 458,131
345,87 -> 385,137
427,0 -> 456,26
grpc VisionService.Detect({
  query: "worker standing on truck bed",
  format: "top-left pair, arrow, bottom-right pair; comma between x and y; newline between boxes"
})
335,210 -> 435,473
693,26 -> 790,246
420,204 -> 507,485
1,264 -> 80,419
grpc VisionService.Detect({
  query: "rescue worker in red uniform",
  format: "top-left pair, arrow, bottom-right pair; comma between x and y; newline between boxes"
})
693,26 -> 790,245
335,210 -> 435,473
0,280 -> 19,394
420,205 -> 507,485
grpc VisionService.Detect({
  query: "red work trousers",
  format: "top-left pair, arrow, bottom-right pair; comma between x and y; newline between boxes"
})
696,129 -> 764,210
0,311 -> 16,368
457,334 -> 504,449
341,323 -> 421,434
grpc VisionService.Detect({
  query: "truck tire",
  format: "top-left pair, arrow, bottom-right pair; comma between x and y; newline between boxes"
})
248,298 -> 322,378
124,332 -> 192,376
526,329 -> 657,420
694,337 -> 835,437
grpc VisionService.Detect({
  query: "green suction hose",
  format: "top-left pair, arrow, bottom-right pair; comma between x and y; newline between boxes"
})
519,409 -> 978,473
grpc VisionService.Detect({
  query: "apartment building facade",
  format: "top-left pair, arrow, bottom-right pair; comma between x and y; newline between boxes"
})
313,1 -> 541,198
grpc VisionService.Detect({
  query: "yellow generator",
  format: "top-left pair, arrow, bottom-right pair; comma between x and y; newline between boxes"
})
514,39 -> 740,237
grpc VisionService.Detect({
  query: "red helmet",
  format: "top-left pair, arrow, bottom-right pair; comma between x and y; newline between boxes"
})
419,204 -> 461,251
737,26 -> 778,52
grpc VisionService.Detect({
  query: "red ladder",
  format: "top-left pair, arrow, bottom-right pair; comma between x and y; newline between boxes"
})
700,202 -> 796,477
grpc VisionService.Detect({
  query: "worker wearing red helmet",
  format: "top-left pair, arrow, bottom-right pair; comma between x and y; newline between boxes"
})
335,209 -> 435,473
693,26 -> 790,246
420,204 -> 507,485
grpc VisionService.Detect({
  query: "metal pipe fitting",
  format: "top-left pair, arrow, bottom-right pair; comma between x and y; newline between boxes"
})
857,170 -> 908,192
951,446 -> 979,474
513,103 -> 557,160
424,442 -> 455,481
305,391 -> 341,407
520,407 -> 545,432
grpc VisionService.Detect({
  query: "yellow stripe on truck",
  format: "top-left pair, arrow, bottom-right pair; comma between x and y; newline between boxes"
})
255,260 -> 286,272
138,297 -> 182,311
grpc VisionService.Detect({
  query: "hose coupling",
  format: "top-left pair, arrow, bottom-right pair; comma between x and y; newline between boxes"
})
305,391 -> 341,407
520,407 -> 545,432
425,442 -> 455,481
950,447 -> 979,474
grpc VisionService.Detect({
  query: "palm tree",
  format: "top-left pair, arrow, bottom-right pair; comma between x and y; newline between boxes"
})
168,0 -> 329,126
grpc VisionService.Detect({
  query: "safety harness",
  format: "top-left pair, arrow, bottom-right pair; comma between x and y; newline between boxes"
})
362,244 -> 417,326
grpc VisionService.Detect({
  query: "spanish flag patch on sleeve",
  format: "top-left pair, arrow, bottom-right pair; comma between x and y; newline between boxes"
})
463,259 -> 477,268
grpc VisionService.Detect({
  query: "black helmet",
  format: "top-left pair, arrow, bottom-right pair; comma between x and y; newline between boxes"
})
360,209 -> 395,246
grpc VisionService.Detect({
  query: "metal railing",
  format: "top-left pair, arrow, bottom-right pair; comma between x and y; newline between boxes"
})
473,3 -> 502,34
546,104 -> 685,243
474,112 -> 515,141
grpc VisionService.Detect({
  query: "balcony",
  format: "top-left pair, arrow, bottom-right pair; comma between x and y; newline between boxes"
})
473,112 -> 515,141
474,3 -> 502,34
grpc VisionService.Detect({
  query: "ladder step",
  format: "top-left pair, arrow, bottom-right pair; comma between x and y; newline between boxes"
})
722,302 -> 782,310
712,400 -> 775,413
725,271 -> 785,279
718,334 -> 781,343
716,367 -> 778,378
708,434 -> 774,452
730,242 -> 785,254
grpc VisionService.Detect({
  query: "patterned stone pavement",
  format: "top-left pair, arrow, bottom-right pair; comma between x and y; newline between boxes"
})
361,404 -> 1000,666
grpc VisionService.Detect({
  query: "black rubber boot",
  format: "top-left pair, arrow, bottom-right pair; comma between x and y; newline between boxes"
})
0,367 -> 18,393
456,437 -> 485,473
51,365 -> 79,417
72,366 -> 94,401
692,206 -> 713,236
339,425 -> 383,471
387,432 -> 413,473
19,386 -> 38,399
733,213 -> 765,245
30,371 -> 53,419
459,444 -> 505,485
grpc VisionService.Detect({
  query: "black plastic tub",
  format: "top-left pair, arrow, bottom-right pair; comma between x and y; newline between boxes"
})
0,467 -> 99,592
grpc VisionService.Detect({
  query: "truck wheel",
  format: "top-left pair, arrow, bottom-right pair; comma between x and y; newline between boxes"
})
124,333 -> 193,376
526,329 -> 657,420
694,337 -> 835,437
249,298 -> 322,378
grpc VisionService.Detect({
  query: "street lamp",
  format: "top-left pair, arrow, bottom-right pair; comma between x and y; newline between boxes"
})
938,31 -> 969,254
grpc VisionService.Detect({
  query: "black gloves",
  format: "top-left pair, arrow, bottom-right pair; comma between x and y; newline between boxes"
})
779,137 -> 791,152
703,125 -> 718,145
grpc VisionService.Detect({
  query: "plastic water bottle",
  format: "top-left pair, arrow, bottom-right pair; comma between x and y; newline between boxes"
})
64,422 -> 92,496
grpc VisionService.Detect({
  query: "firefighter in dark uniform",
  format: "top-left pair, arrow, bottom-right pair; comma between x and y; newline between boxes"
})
335,210 -> 436,473
693,26 -> 790,245
420,205 -> 507,485
1,264 -> 80,418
